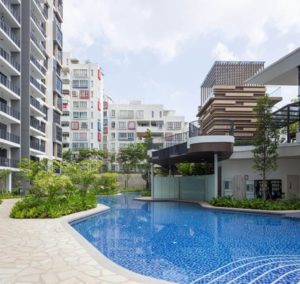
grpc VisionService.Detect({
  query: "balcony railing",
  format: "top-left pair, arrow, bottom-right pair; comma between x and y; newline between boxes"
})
33,0 -> 48,20
0,19 -> 20,47
0,0 -> 20,23
0,157 -> 19,168
30,140 -> 45,152
30,76 -> 46,95
0,73 -> 20,96
0,129 -> 20,144
31,12 -> 46,37
30,117 -> 46,133
30,96 -> 44,113
31,33 -> 46,55
0,46 -> 20,71
0,101 -> 20,120
30,55 -> 46,75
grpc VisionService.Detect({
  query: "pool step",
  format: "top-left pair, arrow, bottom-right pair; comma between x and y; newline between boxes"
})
191,255 -> 300,284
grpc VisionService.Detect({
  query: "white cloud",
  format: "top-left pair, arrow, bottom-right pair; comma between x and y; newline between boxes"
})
212,42 -> 239,61
63,0 -> 300,62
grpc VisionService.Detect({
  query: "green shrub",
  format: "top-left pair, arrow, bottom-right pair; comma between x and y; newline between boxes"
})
10,192 -> 97,218
92,173 -> 118,195
210,196 -> 300,210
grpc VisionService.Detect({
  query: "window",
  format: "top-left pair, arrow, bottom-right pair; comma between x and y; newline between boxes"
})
71,121 -> 79,130
81,122 -> 88,129
73,132 -> 87,141
91,112 -> 93,118
72,80 -> 89,89
103,118 -> 108,126
110,143 -> 115,152
72,90 -> 78,97
73,69 -> 87,78
90,80 -> 93,88
118,132 -> 134,141
119,110 -> 134,119
118,121 -> 126,129
91,133 -> 93,139
128,121 -> 135,130
103,111 -> 107,117
111,110 -> 116,117
90,101 -> 93,109
91,69 -> 93,76
79,90 -> 89,99
91,122 -> 93,129
111,121 -> 115,129
91,91 -> 93,98
174,122 -> 182,130
61,121 -> 69,127
136,110 -> 144,119
152,111 -> 154,118
111,133 -> 115,139
73,112 -> 87,119
72,142 -> 89,149
73,101 -> 87,109
167,122 -> 181,130
160,111 -> 162,118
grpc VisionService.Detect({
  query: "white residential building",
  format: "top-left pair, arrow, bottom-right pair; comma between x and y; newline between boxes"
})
61,53 -> 104,151
0,0 -> 63,191
106,100 -> 186,169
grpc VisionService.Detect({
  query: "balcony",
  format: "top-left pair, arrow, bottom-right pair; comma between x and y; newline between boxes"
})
53,0 -> 63,21
30,116 -> 46,134
30,55 -> 46,76
30,96 -> 45,117
30,76 -> 46,98
0,129 -> 20,145
30,33 -> 46,59
53,22 -> 63,49
32,0 -> 48,21
0,73 -> 20,99
30,140 -> 45,152
0,46 -> 20,75
31,12 -> 46,38
0,157 -> 19,168
0,0 -> 20,24
54,125 -> 62,142
0,101 -> 20,122
53,74 -> 62,94
0,19 -> 20,50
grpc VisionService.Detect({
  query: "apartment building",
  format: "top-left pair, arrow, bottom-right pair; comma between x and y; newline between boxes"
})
0,0 -> 63,191
61,53 -> 104,151
106,100 -> 186,169
198,61 -> 273,141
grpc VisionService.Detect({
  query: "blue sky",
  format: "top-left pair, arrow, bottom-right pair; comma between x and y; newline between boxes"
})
63,0 -> 300,121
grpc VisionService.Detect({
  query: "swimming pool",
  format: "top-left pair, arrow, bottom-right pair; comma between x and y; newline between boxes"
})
71,193 -> 300,283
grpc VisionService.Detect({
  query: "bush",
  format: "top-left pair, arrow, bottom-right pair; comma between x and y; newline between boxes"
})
210,196 -> 300,210
92,173 -> 119,195
10,192 -> 97,218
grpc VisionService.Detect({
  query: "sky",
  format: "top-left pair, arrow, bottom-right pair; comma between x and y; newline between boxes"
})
63,0 -> 300,121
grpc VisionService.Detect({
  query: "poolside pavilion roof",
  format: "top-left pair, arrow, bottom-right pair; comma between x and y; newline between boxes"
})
247,47 -> 300,86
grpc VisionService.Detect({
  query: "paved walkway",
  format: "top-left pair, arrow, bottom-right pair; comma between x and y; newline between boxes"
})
0,199 -> 165,284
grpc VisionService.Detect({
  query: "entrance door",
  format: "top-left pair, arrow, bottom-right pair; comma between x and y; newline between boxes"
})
287,175 -> 300,199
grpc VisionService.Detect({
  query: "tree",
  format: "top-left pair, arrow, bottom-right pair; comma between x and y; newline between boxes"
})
117,143 -> 147,188
0,169 -> 11,194
252,95 -> 279,199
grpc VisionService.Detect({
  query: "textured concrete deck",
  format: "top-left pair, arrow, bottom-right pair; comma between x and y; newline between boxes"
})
0,199 -> 167,284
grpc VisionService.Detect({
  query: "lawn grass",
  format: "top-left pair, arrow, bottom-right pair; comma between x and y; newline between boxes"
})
210,196 -> 300,210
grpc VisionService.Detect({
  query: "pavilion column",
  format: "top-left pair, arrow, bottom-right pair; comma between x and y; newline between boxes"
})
298,66 -> 300,132
214,153 -> 218,198
150,162 -> 154,199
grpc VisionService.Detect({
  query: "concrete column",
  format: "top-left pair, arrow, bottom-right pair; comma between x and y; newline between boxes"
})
6,172 -> 12,192
150,162 -> 154,199
214,153 -> 218,198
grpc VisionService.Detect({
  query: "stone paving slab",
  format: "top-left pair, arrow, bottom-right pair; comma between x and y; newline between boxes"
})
0,199 -> 168,284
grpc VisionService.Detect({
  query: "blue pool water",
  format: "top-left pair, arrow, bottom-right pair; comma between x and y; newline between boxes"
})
71,193 -> 300,283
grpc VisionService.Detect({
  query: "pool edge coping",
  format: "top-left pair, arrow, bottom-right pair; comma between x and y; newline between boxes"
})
134,197 -> 300,217
60,203 -> 171,284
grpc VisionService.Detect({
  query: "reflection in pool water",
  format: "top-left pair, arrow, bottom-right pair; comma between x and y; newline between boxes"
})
71,193 -> 300,283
